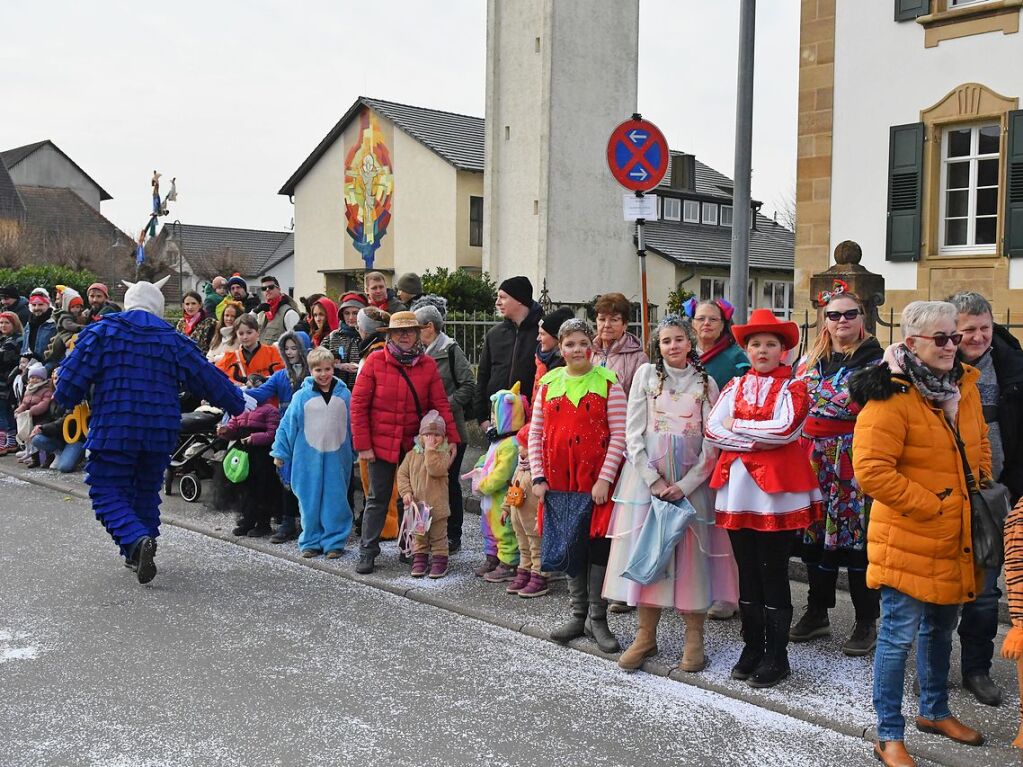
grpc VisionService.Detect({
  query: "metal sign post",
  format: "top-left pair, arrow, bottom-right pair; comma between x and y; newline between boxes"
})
607,113 -> 669,351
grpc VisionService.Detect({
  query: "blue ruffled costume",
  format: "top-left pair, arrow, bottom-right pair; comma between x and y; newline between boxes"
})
271,376 -> 354,553
55,310 -> 244,556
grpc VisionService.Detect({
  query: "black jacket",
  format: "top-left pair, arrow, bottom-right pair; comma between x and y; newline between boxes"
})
474,302 -> 542,422
7,296 -> 30,326
989,324 -> 1023,502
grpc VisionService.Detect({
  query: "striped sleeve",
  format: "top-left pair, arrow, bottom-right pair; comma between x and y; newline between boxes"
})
1002,500 -> 1023,658
598,382 -> 628,483
731,378 -> 809,445
528,385 -> 547,479
704,378 -> 755,452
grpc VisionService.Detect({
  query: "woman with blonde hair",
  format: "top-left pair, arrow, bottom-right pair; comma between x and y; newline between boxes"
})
791,281 -> 883,656
206,300 -> 244,363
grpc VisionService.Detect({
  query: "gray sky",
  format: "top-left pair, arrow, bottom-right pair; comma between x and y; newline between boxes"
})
2,0 -> 798,238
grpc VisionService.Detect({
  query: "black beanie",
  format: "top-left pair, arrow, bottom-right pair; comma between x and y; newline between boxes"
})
540,307 -> 575,338
498,276 -> 533,307
0,285 -> 19,300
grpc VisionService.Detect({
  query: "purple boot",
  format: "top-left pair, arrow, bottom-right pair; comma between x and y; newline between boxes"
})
518,572 -> 550,598
411,553 -> 429,577
506,568 -> 531,594
429,555 -> 449,579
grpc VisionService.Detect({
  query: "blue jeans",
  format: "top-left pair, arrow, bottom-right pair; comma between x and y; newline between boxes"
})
31,434 -> 86,472
873,586 -> 960,741
958,566 -> 1001,676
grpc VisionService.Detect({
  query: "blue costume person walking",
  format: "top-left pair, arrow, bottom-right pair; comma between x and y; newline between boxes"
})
55,276 -> 245,583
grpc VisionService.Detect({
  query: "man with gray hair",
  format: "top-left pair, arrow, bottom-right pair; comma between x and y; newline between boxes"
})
947,290 -> 1023,707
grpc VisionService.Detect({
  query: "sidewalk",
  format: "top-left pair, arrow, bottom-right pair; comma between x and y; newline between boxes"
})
3,456 -> 1019,767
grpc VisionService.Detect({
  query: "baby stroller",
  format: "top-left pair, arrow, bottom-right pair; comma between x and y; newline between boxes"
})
165,405 -> 224,502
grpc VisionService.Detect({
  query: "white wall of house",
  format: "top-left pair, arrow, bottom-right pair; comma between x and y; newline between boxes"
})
7,145 -> 103,210
266,254 -> 295,297
831,0 -> 1023,291
292,137 -> 348,298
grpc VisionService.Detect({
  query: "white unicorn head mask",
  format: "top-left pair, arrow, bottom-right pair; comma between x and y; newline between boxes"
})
121,276 -> 170,316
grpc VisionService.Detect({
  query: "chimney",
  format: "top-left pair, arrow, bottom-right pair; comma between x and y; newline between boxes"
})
670,153 -> 696,192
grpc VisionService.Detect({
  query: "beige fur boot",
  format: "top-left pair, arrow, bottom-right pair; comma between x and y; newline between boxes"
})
618,606 -> 661,671
681,612 -> 707,672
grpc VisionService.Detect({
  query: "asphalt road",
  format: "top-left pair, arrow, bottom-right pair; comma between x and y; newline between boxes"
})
0,474 -> 881,767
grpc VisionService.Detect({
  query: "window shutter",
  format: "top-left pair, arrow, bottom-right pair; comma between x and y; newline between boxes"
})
894,0 -> 929,21
886,123 -> 925,262
1005,109 -> 1023,258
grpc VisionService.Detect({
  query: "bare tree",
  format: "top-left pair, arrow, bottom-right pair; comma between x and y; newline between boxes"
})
772,182 -> 796,231
202,247 -> 241,281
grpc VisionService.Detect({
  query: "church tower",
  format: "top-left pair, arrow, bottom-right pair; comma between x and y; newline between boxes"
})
483,0 -> 640,303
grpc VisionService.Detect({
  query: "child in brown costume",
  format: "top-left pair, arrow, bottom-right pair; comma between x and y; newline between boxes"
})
502,424 -> 548,598
397,410 -> 451,578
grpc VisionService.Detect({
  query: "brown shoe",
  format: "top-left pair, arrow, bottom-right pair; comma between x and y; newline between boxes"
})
913,715 -> 984,746
873,741 -> 916,767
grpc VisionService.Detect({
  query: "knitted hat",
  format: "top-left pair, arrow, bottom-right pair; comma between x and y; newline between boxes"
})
121,276 -> 169,316
539,307 -> 575,338
498,276 -> 533,307
28,288 -> 50,306
28,362 -> 47,379
338,291 -> 368,311
419,409 -> 447,437
396,272 -> 423,296
0,285 -> 19,300
61,287 -> 83,312
87,282 -> 109,299
226,276 -> 247,290
516,424 -> 529,448
409,293 -> 448,317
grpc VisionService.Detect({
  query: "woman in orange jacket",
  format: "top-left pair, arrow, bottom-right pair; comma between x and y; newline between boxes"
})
850,300 -> 989,767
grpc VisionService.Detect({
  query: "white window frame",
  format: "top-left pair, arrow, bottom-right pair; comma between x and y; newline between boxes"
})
682,199 -> 700,223
702,203 -> 719,225
662,197 -> 681,221
760,280 -> 794,320
720,205 -> 733,227
699,276 -> 726,302
938,122 -> 1000,256
949,0 -> 997,7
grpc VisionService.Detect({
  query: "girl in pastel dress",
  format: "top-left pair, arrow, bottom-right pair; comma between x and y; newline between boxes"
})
605,315 -> 738,673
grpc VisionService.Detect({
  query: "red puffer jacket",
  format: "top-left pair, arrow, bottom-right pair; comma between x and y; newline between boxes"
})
351,347 -> 459,463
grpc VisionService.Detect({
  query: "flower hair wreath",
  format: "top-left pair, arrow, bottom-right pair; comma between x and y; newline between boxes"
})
816,279 -> 849,306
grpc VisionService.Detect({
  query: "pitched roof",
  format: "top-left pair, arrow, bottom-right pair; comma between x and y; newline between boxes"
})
157,223 -> 294,280
654,151 -> 748,201
1,140 -> 113,201
643,211 -> 794,272
0,159 -> 25,220
279,96 -> 484,195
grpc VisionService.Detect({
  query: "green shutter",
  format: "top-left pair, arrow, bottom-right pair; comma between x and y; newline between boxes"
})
895,0 -> 929,21
886,123 -> 925,262
1005,110 -> 1023,258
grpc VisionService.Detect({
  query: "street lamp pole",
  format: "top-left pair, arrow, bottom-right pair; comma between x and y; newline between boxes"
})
729,0 -> 756,323
172,219 -> 183,299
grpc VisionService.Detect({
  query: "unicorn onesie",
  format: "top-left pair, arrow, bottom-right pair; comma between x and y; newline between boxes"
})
55,277 -> 245,583
469,382 -> 529,574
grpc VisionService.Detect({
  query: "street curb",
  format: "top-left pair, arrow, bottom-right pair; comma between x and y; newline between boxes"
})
0,465 -> 993,767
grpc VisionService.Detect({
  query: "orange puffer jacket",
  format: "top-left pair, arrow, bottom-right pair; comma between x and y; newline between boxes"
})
852,364 -> 989,605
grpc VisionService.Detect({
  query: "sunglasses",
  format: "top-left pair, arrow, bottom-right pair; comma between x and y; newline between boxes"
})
911,333 -> 963,348
260,285 -> 278,292
825,309 -> 862,321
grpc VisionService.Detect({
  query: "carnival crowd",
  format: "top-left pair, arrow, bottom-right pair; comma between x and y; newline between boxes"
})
3,268 -> 1023,767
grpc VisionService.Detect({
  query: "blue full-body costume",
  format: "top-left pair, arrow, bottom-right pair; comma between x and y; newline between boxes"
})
55,306 -> 244,560
271,376 -> 354,553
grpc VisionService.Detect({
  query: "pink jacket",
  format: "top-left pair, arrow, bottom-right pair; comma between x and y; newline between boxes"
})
17,381 -> 54,421
592,331 -> 648,397
219,402 -> 281,447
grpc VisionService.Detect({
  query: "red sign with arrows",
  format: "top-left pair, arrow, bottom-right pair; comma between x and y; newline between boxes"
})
606,117 -> 669,192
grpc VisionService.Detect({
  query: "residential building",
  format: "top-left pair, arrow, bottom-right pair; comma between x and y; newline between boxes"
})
796,0 -> 1023,318
279,96 -> 484,298
1,140 -> 111,212
145,224 -> 294,304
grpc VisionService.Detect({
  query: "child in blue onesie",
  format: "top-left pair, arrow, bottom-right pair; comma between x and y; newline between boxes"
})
271,346 -> 354,558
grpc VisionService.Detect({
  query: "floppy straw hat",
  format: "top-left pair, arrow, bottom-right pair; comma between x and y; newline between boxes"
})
731,308 -> 801,351
383,311 -> 426,332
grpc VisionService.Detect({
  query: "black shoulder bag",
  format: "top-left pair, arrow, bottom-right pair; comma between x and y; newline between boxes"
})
396,365 -> 423,420
448,344 -> 477,421
954,430 -> 1010,571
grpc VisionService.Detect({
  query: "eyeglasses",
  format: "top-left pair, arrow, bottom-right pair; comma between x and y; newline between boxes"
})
825,309 -> 862,321
911,333 -> 963,348
692,316 -> 722,324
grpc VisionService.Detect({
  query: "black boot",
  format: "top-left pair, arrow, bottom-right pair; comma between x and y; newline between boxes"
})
748,606 -> 792,688
550,570 -> 588,643
789,606 -> 830,642
731,601 -> 766,680
133,536 -> 158,585
270,515 -> 299,544
584,565 -> 620,654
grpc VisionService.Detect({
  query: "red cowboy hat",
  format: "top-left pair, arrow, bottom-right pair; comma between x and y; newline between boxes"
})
732,308 -> 800,351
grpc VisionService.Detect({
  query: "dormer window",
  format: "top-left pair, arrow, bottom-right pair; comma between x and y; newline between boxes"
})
702,203 -> 719,225
662,197 -> 681,221
683,200 -> 700,223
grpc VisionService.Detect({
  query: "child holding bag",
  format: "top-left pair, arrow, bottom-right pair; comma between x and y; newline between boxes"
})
396,410 -> 452,578
705,309 -> 821,688
605,315 -> 737,673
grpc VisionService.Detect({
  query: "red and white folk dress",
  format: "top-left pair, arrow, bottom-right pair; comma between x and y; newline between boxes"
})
704,366 -> 822,532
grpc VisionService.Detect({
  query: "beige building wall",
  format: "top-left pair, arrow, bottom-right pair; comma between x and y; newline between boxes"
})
292,134 -> 348,299
456,171 -> 484,269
